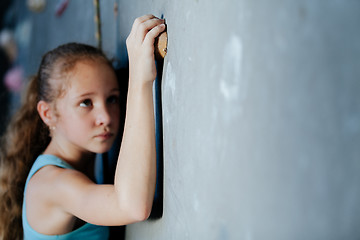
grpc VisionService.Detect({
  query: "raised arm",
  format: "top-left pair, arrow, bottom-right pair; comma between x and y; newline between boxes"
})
114,14 -> 165,220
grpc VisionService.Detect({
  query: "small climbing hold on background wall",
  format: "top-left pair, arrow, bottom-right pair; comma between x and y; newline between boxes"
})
113,2 -> 118,18
55,0 -> 69,17
27,0 -> 46,13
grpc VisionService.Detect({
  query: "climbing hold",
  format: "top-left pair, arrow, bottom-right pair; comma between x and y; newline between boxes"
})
55,0 -> 69,17
27,0 -> 46,13
155,31 -> 168,60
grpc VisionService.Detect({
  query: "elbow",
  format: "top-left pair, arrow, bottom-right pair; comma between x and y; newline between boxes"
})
114,186 -> 155,223
130,204 -> 152,222
112,200 -> 153,225
120,198 -> 153,223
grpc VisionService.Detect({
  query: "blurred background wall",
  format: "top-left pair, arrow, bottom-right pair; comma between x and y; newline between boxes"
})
1,0 -> 360,239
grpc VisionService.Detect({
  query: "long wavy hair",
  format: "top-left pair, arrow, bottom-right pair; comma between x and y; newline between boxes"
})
0,43 -> 113,240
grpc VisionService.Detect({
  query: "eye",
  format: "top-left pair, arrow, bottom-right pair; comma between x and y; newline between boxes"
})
107,95 -> 120,104
79,99 -> 92,108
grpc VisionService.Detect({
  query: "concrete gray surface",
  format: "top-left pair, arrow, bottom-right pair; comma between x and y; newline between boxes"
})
10,0 -> 360,239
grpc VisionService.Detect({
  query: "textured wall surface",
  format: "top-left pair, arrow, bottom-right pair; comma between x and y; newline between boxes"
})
117,1 -> 360,239
15,0 -> 360,239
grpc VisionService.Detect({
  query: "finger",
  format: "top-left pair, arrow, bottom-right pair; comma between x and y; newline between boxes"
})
136,18 -> 165,43
127,15 -> 157,46
143,23 -> 166,48
130,14 -> 156,34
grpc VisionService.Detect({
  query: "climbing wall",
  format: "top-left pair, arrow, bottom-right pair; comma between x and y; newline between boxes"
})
116,1 -> 360,239
16,0 -> 360,239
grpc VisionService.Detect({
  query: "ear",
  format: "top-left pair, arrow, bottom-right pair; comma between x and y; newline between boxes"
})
37,100 -> 56,127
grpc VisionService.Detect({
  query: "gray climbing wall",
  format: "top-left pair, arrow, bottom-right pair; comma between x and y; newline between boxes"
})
117,1 -> 360,239
15,0 -> 360,239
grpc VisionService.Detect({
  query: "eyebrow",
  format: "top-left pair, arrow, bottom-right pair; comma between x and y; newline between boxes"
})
75,88 -> 120,99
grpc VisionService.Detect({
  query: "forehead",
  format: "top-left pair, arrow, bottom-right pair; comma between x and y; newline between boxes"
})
65,60 -> 118,95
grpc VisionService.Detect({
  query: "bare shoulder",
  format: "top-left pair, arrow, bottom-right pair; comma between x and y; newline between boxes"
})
27,165 -> 94,201
25,165 -> 92,234
27,165 -> 69,196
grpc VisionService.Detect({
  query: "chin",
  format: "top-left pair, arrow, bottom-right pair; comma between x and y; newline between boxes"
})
90,143 -> 114,154
96,146 -> 113,154
89,137 -> 117,154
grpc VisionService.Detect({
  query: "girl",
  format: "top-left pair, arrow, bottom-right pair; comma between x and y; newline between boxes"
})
0,15 -> 165,239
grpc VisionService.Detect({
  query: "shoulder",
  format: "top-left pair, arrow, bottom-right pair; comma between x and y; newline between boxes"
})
25,164 -> 95,222
27,165 -> 74,201
26,154 -> 95,208
27,164 -> 93,199
25,165 -> 95,234
27,154 -> 89,192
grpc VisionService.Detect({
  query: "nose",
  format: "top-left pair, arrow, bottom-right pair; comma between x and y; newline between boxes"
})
95,105 -> 111,126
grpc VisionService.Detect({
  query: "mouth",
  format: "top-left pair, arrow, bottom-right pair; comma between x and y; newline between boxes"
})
94,132 -> 114,141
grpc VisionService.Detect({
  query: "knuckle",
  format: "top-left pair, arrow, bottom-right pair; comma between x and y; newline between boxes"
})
139,22 -> 147,32
134,17 -> 142,25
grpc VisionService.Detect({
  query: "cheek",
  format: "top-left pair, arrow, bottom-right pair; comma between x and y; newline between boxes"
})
57,111 -> 91,136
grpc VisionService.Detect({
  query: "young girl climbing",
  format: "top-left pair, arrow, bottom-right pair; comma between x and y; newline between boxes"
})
0,14 -> 165,239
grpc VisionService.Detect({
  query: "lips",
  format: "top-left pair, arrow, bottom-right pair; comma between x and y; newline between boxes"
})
95,132 -> 114,140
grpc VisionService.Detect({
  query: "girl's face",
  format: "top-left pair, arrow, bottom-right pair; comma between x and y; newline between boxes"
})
52,60 -> 120,154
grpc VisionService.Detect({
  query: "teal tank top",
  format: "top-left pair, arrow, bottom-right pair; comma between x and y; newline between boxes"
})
22,154 -> 109,240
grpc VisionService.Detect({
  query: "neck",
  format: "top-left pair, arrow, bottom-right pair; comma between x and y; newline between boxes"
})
43,139 -> 96,174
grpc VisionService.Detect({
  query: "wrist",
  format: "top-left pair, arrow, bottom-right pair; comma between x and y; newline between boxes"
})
128,79 -> 154,93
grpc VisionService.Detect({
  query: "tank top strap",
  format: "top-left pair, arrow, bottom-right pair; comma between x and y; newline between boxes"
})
25,154 -> 74,188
